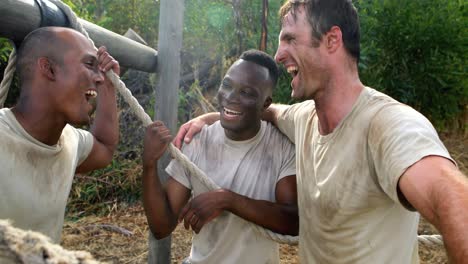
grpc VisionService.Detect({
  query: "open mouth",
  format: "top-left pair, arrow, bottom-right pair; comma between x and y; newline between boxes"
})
287,66 -> 299,78
85,89 -> 98,101
223,107 -> 243,117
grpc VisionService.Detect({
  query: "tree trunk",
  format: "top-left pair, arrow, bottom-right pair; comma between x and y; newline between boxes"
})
259,0 -> 268,51
232,0 -> 243,56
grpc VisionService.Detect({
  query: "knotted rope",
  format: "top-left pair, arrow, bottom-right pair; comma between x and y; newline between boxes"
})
0,0 -> 445,247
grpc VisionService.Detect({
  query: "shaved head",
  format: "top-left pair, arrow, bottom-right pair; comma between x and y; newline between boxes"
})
16,27 -> 86,85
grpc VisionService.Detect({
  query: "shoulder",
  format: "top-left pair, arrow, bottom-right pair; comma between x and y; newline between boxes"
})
262,121 -> 295,148
279,100 -> 315,120
180,121 -> 222,153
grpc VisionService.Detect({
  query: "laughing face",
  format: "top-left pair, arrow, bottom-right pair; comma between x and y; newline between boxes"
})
52,31 -> 104,126
217,59 -> 273,141
275,5 -> 328,100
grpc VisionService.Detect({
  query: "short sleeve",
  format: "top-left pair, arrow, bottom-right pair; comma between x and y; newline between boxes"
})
368,104 -> 454,204
74,127 -> 94,165
276,100 -> 315,143
277,137 -> 296,182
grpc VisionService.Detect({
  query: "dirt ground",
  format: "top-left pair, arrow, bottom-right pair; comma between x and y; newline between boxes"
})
62,135 -> 466,263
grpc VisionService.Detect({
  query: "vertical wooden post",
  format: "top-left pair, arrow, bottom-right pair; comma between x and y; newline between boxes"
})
259,0 -> 269,51
148,0 -> 185,263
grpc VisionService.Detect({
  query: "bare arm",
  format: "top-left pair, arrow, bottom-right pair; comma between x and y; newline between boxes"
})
173,112 -> 219,148
399,156 -> 468,262
76,46 -> 119,173
261,103 -> 289,127
179,175 -> 298,235
141,121 -> 191,239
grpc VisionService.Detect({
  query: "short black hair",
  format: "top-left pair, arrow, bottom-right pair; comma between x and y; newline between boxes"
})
239,49 -> 279,88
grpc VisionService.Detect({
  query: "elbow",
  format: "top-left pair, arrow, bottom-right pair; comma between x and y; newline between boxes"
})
149,224 -> 173,240
282,206 -> 299,236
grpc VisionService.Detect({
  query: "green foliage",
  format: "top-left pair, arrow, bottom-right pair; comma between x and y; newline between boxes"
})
358,0 -> 467,129
67,157 -> 142,217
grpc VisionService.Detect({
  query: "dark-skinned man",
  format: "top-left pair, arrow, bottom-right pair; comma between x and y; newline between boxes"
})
0,27 -> 120,243
142,50 -> 298,264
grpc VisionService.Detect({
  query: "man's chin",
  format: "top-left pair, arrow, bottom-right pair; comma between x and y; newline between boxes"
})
70,117 -> 91,127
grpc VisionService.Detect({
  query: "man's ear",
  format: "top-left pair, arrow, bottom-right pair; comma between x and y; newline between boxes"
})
325,26 -> 342,54
38,57 -> 56,80
263,96 -> 272,110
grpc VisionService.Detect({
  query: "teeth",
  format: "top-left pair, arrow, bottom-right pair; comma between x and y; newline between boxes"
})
224,107 -> 242,115
85,90 -> 97,98
287,66 -> 298,75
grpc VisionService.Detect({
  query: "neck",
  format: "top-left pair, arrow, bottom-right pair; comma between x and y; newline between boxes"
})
313,67 -> 364,135
12,95 -> 66,146
224,121 -> 261,141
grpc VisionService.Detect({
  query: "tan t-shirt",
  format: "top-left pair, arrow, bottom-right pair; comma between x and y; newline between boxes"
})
0,108 -> 94,242
277,87 -> 453,263
167,121 -> 296,264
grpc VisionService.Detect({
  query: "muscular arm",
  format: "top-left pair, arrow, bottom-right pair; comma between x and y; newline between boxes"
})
399,156 -> 468,262
76,47 -> 119,173
180,175 -> 298,235
141,121 -> 191,239
143,166 -> 191,239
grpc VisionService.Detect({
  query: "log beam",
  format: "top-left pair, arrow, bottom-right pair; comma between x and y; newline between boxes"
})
0,0 -> 157,73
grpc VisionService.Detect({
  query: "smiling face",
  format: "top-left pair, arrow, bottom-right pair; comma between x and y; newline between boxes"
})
51,30 -> 103,126
275,6 -> 328,100
217,59 -> 273,141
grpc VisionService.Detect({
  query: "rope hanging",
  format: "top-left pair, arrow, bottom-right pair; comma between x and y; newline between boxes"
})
0,40 -> 16,107
0,0 -> 445,247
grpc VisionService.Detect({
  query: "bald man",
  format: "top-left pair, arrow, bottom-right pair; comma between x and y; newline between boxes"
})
0,27 -> 120,242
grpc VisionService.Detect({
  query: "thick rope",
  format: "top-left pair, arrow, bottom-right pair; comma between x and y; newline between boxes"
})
0,0 -> 446,247
0,41 -> 16,107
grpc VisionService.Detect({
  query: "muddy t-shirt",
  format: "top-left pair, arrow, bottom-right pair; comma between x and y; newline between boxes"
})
0,108 -> 93,243
167,120 -> 296,264
276,87 -> 454,263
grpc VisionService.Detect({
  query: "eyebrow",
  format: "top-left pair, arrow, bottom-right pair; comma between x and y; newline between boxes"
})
280,32 -> 294,41
82,53 -> 98,62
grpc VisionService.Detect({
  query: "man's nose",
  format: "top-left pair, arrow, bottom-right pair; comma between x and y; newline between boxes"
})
274,45 -> 286,64
94,70 -> 105,83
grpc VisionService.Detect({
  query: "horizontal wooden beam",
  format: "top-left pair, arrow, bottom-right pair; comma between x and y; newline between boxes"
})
0,0 -> 158,73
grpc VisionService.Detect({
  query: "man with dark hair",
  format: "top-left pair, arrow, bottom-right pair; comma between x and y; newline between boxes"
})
142,49 -> 298,264
0,27 -> 120,243
175,0 -> 468,263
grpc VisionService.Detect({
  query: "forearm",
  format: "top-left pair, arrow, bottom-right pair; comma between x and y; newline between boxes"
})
430,169 -> 468,262
223,189 -> 299,235
199,112 -> 220,125
262,104 -> 287,127
90,82 -> 119,155
142,164 -> 179,239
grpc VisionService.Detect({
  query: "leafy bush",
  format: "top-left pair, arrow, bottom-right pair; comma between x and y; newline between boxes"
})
358,0 -> 467,130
